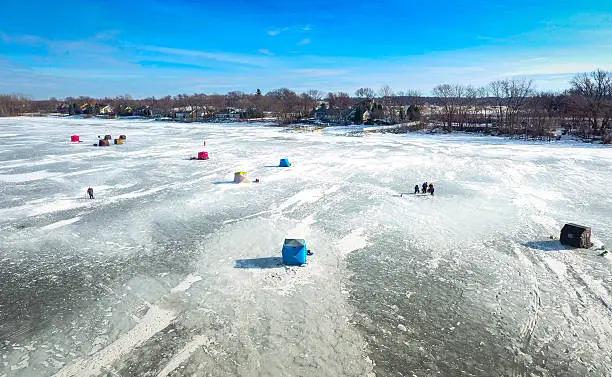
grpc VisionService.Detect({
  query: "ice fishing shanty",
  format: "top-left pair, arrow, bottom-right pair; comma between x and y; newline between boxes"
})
233,171 -> 249,183
560,223 -> 592,248
282,238 -> 307,265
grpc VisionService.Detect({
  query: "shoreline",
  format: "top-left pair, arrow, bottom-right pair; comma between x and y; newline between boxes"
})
6,113 -> 610,145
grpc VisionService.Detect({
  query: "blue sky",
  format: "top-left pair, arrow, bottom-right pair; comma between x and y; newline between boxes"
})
1,0 -> 611,99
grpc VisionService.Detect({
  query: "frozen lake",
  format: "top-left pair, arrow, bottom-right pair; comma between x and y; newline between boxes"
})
0,117 -> 611,377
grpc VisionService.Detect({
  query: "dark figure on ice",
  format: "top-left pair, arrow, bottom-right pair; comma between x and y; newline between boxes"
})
422,182 -> 428,194
87,187 -> 94,199
414,184 -> 420,194
427,183 -> 434,196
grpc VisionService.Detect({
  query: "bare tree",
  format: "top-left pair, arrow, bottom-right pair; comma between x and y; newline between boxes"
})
303,89 -> 325,115
570,69 -> 612,136
489,78 -> 534,133
378,85 -> 394,99
355,87 -> 375,99
476,86 -> 490,124
431,84 -> 465,129
505,78 -> 535,133
404,89 -> 421,97
306,89 -> 325,103
463,86 -> 478,126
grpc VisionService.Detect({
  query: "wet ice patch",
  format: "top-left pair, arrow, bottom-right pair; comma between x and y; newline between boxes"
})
543,256 -> 567,278
286,214 -> 317,239
529,214 -> 558,230
41,217 -> 81,230
337,228 -> 368,255
262,266 -> 312,296
170,274 -> 202,293
276,188 -> 324,212
0,170 -> 58,183
156,335 -> 213,377
52,304 -> 176,377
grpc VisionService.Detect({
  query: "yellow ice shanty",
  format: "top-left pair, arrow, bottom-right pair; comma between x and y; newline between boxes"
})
233,171 -> 249,183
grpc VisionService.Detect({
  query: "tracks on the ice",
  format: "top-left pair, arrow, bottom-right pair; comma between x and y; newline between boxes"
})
520,285 -> 541,347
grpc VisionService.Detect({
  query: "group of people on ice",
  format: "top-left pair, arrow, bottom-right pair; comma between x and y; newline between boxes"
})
414,182 -> 434,196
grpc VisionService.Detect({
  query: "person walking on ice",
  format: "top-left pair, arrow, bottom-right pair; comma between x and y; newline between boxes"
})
87,187 -> 94,199
427,183 -> 434,196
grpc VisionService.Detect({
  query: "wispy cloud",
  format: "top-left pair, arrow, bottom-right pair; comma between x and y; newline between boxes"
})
0,32 -> 46,46
291,68 -> 348,77
93,30 -> 121,41
268,25 -> 310,36
476,35 -> 508,43
139,45 -> 271,67
258,48 -> 274,56
298,38 -> 311,45
503,62 -> 612,77
137,60 -> 212,70
268,27 -> 289,36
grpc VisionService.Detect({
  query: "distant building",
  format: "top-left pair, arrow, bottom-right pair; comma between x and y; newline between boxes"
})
215,108 -> 242,121
216,112 -> 241,121
314,107 -> 327,120
99,105 -> 114,115
551,127 -> 566,137
134,106 -> 152,117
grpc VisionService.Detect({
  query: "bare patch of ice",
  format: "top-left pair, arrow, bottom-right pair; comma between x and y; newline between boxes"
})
170,274 -> 202,293
41,217 -> 81,230
51,304 -> 176,377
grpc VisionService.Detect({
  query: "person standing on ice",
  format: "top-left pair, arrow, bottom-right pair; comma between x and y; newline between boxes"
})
422,182 -> 428,194
414,184 -> 420,194
427,183 -> 434,196
87,187 -> 94,199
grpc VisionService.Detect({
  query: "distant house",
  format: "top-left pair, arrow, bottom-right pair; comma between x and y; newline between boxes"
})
216,112 -> 240,121
99,105 -> 114,115
314,107 -> 327,120
57,103 -> 69,114
215,108 -> 242,121
134,106 -> 152,117
551,127 -> 566,137
362,110 -> 372,121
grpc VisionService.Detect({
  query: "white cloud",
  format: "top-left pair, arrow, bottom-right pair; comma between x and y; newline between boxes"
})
140,45 -> 271,67
258,49 -> 274,56
302,25 -> 311,31
292,68 -> 348,77
0,32 -> 46,45
267,27 -> 289,36
298,38 -> 311,45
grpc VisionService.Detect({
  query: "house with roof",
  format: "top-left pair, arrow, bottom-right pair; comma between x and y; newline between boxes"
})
99,105 -> 114,115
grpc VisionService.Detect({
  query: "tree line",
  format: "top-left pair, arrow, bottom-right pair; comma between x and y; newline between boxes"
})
0,69 -> 610,140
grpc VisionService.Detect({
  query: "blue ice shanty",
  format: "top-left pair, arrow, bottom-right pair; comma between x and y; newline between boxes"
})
282,239 -> 307,265
279,158 -> 291,167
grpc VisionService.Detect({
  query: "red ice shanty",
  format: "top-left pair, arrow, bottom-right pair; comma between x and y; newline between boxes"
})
70,135 -> 80,142
197,151 -> 209,160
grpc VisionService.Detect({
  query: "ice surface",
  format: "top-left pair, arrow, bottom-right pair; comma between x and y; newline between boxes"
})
0,117 -> 610,377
